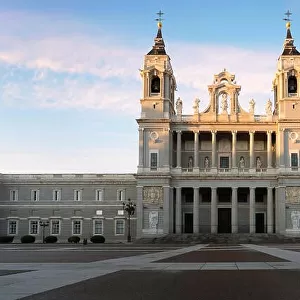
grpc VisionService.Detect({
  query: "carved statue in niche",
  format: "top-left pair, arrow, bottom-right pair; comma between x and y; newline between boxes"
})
149,211 -> 159,229
256,156 -> 262,170
265,99 -> 272,115
286,187 -> 300,204
239,156 -> 245,169
291,211 -> 300,230
188,156 -> 193,171
193,98 -> 200,114
221,93 -> 228,113
143,186 -> 163,205
176,97 -> 182,115
249,99 -> 255,114
204,156 -> 210,169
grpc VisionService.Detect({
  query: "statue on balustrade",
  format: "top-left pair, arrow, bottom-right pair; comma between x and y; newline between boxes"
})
256,156 -> 262,170
176,97 -> 183,115
204,156 -> 210,170
193,98 -> 200,114
188,156 -> 193,171
265,99 -> 272,115
249,99 -> 255,114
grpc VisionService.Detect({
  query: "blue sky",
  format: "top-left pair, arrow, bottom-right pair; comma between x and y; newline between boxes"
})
0,0 -> 299,173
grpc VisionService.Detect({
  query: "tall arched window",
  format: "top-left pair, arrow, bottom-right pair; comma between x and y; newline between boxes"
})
151,76 -> 160,93
288,72 -> 297,94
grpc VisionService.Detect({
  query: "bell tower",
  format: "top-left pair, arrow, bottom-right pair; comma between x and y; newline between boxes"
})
139,12 -> 176,119
273,11 -> 300,119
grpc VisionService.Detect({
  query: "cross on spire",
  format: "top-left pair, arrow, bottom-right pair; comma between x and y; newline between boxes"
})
155,10 -> 164,23
283,9 -> 292,22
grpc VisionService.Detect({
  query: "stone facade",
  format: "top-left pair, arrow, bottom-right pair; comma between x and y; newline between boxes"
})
1,21 -> 300,242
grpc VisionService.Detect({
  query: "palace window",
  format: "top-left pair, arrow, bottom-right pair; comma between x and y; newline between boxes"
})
93,220 -> 103,235
115,219 -> 125,235
31,190 -> 39,202
219,156 -> 230,169
51,220 -> 60,235
74,190 -> 82,201
29,220 -> 39,235
291,152 -> 299,170
53,190 -> 61,201
8,220 -> 18,235
72,220 -> 82,235
150,150 -> 158,170
10,190 -> 18,201
96,189 -> 104,201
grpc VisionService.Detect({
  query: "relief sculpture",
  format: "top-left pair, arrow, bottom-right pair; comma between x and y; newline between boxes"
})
291,211 -> 300,230
286,187 -> 300,204
143,186 -> 163,205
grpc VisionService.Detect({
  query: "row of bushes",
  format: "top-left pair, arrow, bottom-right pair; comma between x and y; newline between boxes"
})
0,235 -> 105,244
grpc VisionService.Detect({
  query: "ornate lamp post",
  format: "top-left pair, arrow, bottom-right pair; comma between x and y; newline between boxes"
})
122,198 -> 136,242
39,220 -> 49,244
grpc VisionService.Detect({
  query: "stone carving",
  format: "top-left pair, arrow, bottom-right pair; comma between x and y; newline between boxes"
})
218,139 -> 231,151
249,99 -> 255,114
265,99 -> 272,115
239,156 -> 245,169
204,156 -> 210,169
143,186 -> 163,205
256,157 -> 262,170
286,187 -> 300,204
289,131 -> 298,142
188,156 -> 193,171
176,97 -> 182,115
291,211 -> 300,230
193,98 -> 200,114
149,211 -> 159,229
221,93 -> 228,113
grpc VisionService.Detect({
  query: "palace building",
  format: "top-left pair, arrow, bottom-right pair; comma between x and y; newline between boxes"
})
1,17 -> 300,242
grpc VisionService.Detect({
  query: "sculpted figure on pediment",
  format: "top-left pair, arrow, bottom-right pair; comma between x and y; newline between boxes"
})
249,99 -> 255,114
221,93 -> 228,113
193,98 -> 200,114
286,187 -> 300,204
176,97 -> 182,115
143,186 -> 163,205
265,99 -> 272,115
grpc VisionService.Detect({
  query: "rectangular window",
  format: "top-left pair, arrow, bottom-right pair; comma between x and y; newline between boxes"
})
10,190 -> 18,201
96,210 -> 103,216
72,220 -> 82,235
96,189 -> 103,201
8,220 -> 17,235
74,190 -> 82,201
31,190 -> 39,201
29,220 -> 39,235
219,156 -> 230,169
94,220 -> 103,235
115,219 -> 125,235
117,210 -> 124,215
53,190 -> 61,201
117,190 -> 125,201
150,152 -> 158,170
51,220 -> 60,235
291,153 -> 298,170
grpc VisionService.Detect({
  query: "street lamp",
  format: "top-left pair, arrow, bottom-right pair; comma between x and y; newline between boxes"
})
122,198 -> 136,242
39,220 -> 49,244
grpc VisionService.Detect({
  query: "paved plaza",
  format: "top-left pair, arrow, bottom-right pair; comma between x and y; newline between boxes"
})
1,243 -> 300,299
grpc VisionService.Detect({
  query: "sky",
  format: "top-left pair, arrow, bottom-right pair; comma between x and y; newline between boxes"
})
0,0 -> 299,174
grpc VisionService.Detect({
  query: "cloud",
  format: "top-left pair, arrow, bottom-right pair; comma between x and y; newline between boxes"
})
0,11 -> 280,114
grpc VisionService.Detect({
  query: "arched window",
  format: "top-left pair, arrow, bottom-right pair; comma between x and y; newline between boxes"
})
151,76 -> 160,93
288,75 -> 297,94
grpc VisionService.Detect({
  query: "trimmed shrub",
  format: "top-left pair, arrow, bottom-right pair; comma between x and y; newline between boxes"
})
68,236 -> 80,243
21,235 -> 35,243
0,236 -> 14,243
90,235 -> 105,243
44,236 -> 58,243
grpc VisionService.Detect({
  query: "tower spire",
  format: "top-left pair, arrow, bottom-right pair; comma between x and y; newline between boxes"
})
147,11 -> 166,55
282,10 -> 300,55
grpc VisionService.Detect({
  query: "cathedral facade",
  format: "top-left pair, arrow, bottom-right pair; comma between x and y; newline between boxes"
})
1,20 -> 300,242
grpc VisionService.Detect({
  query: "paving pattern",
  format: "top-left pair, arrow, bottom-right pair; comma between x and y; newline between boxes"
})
1,243 -> 300,299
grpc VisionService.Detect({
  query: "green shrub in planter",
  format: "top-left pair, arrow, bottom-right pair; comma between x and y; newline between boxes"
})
0,236 -> 14,243
68,236 -> 80,243
21,235 -> 35,243
90,235 -> 105,243
44,236 -> 58,243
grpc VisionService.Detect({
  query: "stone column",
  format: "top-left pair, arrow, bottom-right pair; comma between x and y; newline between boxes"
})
275,186 -> 286,234
267,187 -> 273,234
194,131 -> 199,169
249,187 -> 255,233
163,186 -> 170,234
136,186 -> 143,238
279,128 -> 285,168
138,128 -> 144,167
193,187 -> 199,233
175,187 -> 182,233
267,131 -> 272,169
211,187 -> 217,233
176,131 -> 182,168
249,131 -> 255,169
231,187 -> 238,233
211,130 -> 217,169
232,131 -> 237,169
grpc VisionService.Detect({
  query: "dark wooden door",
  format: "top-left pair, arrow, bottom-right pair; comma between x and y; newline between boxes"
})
255,213 -> 265,233
184,213 -> 193,233
218,208 -> 231,233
